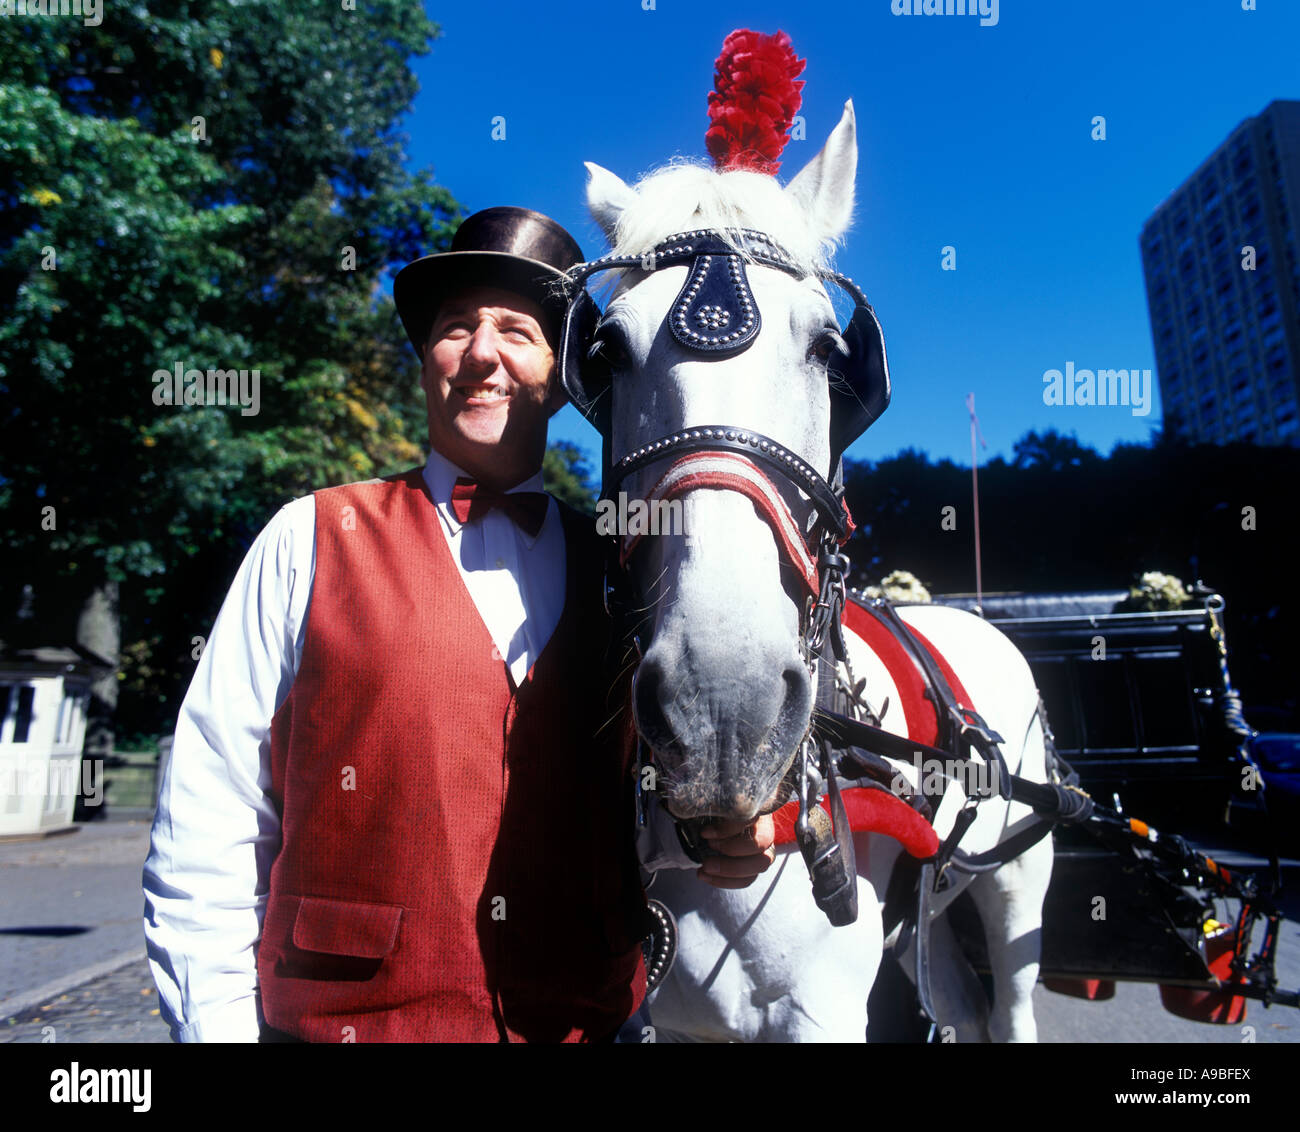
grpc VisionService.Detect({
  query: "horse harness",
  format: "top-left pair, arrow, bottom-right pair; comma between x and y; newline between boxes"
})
558,228 -> 1092,1009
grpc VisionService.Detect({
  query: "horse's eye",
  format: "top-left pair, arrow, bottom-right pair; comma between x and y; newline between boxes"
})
589,328 -> 630,370
809,328 -> 849,367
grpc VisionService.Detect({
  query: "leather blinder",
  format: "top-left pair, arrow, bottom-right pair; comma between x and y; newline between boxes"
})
557,230 -> 892,462
668,253 -> 761,355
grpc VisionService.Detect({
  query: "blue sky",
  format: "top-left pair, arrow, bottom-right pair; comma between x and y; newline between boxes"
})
402,0 -> 1299,468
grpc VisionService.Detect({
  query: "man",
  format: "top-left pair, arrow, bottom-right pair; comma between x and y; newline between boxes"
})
143,206 -> 774,1043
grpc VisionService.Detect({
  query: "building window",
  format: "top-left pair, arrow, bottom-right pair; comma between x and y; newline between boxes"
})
6,685 -> 36,744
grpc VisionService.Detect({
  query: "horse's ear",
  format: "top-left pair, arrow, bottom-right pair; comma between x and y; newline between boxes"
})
783,99 -> 857,244
585,161 -> 639,245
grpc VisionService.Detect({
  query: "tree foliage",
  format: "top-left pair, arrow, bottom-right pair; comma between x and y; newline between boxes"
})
0,3 -> 460,735
542,441 -> 598,514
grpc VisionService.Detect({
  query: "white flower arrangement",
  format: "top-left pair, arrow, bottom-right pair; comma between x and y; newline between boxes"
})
1120,570 -> 1192,611
863,570 -> 933,604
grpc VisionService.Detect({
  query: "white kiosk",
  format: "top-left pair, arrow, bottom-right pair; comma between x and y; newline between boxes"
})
0,645 -> 108,837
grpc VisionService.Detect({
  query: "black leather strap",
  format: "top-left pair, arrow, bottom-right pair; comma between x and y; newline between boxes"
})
949,817 -> 1056,873
913,862 -> 939,1024
793,654 -> 859,928
816,706 -> 1096,830
815,708 -> 952,766
860,599 -> 1012,800
642,898 -> 678,994
882,854 -> 919,940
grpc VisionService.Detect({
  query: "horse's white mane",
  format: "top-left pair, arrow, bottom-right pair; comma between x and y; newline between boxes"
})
603,159 -> 847,278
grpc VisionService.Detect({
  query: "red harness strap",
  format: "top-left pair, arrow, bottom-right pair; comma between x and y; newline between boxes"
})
904,620 -> 979,723
623,452 -> 819,592
771,784 -> 940,858
843,600 -> 941,746
772,603 -> 978,860
621,451 -> 856,596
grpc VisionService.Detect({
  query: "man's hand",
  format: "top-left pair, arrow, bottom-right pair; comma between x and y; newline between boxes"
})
696,815 -> 776,889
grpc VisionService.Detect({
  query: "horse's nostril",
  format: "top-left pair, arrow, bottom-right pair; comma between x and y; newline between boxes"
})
777,660 -> 814,745
632,659 -> 671,751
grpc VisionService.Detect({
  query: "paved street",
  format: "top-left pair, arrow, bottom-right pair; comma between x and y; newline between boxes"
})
1034,973 -> 1299,1043
0,819 -> 155,1010
2,957 -> 168,1044
0,818 -> 172,1043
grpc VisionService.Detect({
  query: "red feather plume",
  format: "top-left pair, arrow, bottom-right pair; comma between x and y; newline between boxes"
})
706,29 -> 806,176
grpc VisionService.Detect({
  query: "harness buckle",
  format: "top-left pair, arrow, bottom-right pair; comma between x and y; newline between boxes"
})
934,800 -> 980,892
949,704 -> 1005,752
794,734 -> 824,846
946,703 -> 1011,800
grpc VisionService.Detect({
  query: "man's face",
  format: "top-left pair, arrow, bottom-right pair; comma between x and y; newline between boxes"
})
421,285 -> 565,488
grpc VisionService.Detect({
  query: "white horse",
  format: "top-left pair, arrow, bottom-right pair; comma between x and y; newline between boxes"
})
580,100 -> 1054,1042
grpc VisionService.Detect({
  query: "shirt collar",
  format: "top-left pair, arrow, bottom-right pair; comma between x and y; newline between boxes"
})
423,449 -> 550,546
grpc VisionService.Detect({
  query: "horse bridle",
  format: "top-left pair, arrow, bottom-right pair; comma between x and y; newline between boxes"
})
559,227 -> 890,926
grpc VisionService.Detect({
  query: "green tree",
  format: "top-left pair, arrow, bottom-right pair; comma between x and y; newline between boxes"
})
0,4 -> 460,739
542,441 -> 598,514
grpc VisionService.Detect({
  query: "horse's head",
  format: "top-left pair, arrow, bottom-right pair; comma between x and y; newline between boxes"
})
571,101 -> 887,825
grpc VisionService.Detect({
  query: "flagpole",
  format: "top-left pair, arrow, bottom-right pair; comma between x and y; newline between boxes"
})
967,394 -> 985,618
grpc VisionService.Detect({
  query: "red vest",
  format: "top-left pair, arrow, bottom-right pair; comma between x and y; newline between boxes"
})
258,469 -> 647,1042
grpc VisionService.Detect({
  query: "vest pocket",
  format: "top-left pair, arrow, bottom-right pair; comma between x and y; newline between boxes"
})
293,896 -> 403,956
278,896 -> 403,981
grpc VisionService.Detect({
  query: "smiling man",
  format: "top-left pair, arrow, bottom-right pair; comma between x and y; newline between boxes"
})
423,287 -> 558,474
142,206 -> 773,1044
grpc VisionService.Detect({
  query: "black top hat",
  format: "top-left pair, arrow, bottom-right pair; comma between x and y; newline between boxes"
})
393,206 -> 585,359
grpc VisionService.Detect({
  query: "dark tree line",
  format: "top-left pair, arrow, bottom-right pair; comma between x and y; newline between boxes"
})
842,428 -> 1300,726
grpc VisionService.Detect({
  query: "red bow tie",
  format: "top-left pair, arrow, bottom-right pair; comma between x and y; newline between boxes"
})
450,477 -> 549,537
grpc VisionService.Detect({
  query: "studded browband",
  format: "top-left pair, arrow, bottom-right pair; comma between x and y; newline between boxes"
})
565,227 -> 874,323
603,425 -> 851,545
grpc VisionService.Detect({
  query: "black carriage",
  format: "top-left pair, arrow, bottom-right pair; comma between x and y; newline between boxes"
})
921,587 -> 1295,1024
